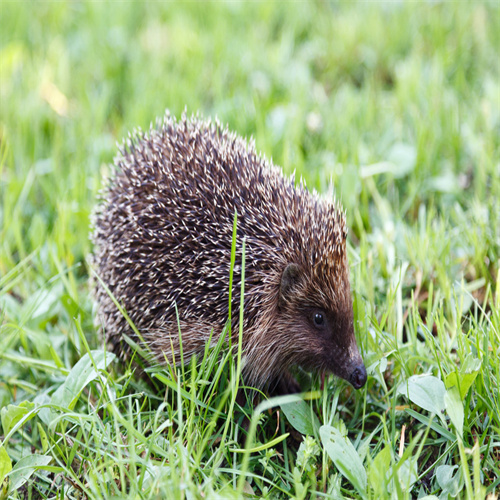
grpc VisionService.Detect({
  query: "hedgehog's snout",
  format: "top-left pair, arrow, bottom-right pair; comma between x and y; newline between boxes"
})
349,363 -> 367,390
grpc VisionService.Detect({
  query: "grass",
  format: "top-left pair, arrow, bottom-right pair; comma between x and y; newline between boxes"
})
0,1 -> 499,498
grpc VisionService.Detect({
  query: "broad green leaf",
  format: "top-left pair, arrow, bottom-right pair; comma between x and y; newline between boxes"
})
7,455 -> 52,493
0,402 -> 35,436
0,447 -> 12,484
436,465 -> 462,497
444,386 -> 464,437
368,446 -> 391,495
445,371 -> 478,400
281,400 -> 320,436
61,293 -> 80,318
397,375 -> 446,422
51,350 -> 115,410
445,355 -> 481,400
320,425 -> 367,496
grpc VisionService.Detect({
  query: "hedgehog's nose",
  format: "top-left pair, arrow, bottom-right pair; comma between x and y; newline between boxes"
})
349,364 -> 367,389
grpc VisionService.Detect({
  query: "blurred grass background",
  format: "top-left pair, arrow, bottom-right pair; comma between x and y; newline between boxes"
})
0,1 -> 499,498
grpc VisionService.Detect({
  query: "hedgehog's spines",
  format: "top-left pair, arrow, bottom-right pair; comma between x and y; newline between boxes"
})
92,111 -> 355,390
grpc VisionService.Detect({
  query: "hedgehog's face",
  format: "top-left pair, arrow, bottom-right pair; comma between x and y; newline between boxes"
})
278,263 -> 367,389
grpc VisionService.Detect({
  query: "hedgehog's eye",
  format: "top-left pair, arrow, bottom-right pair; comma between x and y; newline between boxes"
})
313,312 -> 325,327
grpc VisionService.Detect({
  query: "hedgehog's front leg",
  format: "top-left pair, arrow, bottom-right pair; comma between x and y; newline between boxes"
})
270,370 -> 301,396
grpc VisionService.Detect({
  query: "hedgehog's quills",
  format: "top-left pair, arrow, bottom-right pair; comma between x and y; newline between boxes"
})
91,112 -> 367,393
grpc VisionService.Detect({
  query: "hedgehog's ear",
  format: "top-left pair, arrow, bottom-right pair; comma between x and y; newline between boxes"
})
279,263 -> 302,309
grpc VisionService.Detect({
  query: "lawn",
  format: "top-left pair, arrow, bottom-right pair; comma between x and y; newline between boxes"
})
0,1 -> 499,498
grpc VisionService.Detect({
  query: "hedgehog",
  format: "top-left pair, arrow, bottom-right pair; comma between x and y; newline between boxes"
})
91,112 -> 367,394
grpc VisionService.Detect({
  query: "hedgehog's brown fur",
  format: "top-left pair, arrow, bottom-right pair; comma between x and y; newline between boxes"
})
91,112 -> 366,393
